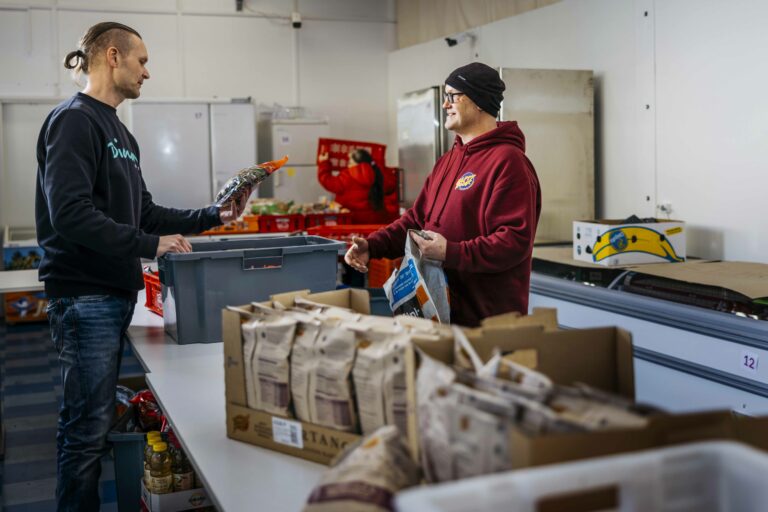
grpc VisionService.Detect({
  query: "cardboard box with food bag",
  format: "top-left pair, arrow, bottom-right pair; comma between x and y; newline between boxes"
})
223,288 -> 370,465
222,288 -> 560,465
408,320 -> 768,478
223,287 -> 768,478
404,323 -> 637,468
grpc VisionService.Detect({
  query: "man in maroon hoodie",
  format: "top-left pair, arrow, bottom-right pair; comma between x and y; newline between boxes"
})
346,62 -> 541,326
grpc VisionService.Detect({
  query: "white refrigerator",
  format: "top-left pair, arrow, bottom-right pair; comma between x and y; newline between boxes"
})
130,101 -> 256,209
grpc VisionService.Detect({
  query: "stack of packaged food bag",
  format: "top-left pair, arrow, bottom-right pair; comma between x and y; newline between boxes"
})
229,293 -> 452,437
224,289 -> 673,512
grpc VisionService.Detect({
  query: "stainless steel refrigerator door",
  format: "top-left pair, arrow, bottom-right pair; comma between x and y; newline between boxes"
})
131,102 -> 213,209
397,87 -> 444,205
501,68 -> 595,243
263,119 -> 330,203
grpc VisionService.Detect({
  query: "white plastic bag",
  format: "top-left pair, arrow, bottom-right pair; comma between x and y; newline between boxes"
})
383,231 -> 450,323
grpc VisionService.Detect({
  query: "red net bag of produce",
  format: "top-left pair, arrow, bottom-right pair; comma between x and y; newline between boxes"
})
129,389 -> 162,431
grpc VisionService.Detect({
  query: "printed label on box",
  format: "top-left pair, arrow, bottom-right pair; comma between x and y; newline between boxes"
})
272,417 -> 303,449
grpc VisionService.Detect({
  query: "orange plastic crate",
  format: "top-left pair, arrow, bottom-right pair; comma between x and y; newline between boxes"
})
3,290 -> 48,324
143,269 -> 163,316
200,215 -> 259,236
258,214 -> 304,233
367,257 -> 402,289
304,212 -> 352,228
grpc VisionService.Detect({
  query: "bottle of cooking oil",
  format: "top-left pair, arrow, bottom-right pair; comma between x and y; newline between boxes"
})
171,441 -> 195,491
148,441 -> 172,494
144,432 -> 162,485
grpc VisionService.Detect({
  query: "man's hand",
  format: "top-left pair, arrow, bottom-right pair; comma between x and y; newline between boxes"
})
219,185 -> 252,224
345,236 -> 370,272
411,230 -> 447,261
318,151 -> 329,163
157,234 -> 193,257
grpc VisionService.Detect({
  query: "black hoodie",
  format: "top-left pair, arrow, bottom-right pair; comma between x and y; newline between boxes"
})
35,93 -> 221,300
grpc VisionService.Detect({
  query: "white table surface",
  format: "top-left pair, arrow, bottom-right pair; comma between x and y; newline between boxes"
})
128,302 -> 221,375
128,290 -> 324,512
0,269 -> 43,293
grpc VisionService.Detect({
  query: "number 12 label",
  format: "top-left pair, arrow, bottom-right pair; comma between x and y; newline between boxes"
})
740,350 -> 759,374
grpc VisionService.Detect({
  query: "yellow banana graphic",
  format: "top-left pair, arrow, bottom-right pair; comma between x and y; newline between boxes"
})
587,226 -> 684,262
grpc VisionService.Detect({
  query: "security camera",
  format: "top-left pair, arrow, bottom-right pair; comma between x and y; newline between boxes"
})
291,11 -> 302,29
444,32 -> 475,47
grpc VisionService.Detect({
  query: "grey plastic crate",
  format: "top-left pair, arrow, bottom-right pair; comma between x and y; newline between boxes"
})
158,235 -> 344,344
107,430 -> 145,512
367,287 -> 393,317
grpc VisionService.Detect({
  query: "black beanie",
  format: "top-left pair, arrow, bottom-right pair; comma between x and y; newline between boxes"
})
445,62 -> 505,117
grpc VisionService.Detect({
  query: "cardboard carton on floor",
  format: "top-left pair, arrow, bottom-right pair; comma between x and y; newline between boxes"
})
140,480 -> 210,512
223,288 -> 372,465
573,218 -> 686,266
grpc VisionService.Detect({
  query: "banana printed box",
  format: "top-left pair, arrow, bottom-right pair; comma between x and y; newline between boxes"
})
573,219 -> 686,266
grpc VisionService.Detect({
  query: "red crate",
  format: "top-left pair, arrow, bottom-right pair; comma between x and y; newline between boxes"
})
258,214 -> 304,233
304,212 -> 353,228
143,269 -> 163,316
305,224 -> 385,248
367,257 -> 402,289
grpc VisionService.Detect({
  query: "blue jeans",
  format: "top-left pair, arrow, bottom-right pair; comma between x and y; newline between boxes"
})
47,295 -> 135,512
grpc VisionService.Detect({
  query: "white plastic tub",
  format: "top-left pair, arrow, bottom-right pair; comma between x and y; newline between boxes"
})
396,441 -> 768,512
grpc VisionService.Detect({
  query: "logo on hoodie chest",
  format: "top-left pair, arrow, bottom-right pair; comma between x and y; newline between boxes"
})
454,171 -> 476,191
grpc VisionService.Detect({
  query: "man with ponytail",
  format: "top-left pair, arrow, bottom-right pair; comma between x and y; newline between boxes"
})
35,22 -> 247,511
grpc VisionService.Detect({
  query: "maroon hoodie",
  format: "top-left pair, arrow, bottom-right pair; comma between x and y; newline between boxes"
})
366,121 -> 541,327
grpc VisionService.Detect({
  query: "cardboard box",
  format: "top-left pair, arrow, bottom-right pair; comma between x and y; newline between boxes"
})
223,288 -> 372,465
479,307 -> 559,331
3,290 -> 47,324
413,324 -> 634,399
573,219 -> 686,266
507,410 -> 768,469
226,402 -> 360,465
223,291 -> 569,465
404,324 -> 635,463
409,323 -> 768,470
140,480 -> 210,512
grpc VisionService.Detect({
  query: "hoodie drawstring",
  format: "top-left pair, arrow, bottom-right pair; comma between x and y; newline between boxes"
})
432,149 -> 468,227
425,148 -> 457,224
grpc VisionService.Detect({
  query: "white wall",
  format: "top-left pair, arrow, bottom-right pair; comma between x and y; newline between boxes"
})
388,0 -> 768,263
0,0 -> 396,227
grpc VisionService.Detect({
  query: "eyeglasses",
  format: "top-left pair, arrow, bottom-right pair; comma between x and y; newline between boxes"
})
443,92 -> 465,104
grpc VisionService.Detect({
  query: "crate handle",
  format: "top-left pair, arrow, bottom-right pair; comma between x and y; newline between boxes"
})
157,256 -> 172,286
536,485 -> 618,512
242,253 -> 284,271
